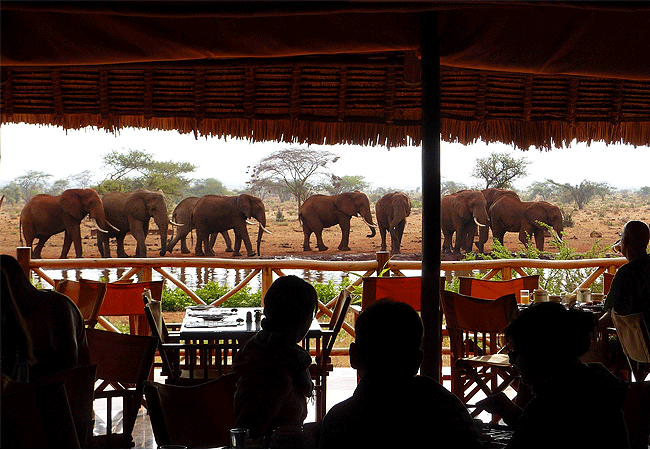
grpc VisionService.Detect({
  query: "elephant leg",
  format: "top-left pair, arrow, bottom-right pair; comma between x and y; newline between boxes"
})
131,224 -> 148,258
179,235 -> 191,254
379,226 -> 388,252
534,229 -> 545,251
302,223 -> 315,251
116,234 -> 129,258
232,232 -> 243,257
390,223 -> 404,254
202,230 -> 216,257
60,230 -> 73,259
518,228 -> 534,248
221,231 -> 233,252
71,226 -> 84,258
194,231 -> 207,257
238,228 -> 255,257
338,219 -> 351,251
493,231 -> 506,247
441,230 -> 453,253
33,237 -> 48,259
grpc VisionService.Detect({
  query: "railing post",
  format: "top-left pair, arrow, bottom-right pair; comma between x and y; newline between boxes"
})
16,247 -> 32,278
502,267 -> 512,280
261,266 -> 273,305
142,265 -> 153,282
376,251 -> 391,276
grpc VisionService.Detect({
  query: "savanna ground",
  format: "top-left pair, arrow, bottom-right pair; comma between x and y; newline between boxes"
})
3,196 -> 649,366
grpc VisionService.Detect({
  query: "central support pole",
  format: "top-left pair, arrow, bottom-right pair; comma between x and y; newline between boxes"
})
420,11 -> 442,380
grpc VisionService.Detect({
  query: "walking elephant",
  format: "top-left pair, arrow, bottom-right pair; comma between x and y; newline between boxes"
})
489,195 -> 563,251
98,189 -> 175,258
166,196 -> 233,254
20,188 -> 111,259
477,188 -> 521,252
192,194 -> 270,257
375,191 -> 411,255
299,191 -> 377,252
440,190 -> 489,254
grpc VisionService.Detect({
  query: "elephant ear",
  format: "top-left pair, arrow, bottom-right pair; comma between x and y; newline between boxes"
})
451,195 -> 469,219
524,204 -> 549,228
237,195 -> 252,218
125,193 -> 148,221
335,193 -> 357,217
59,191 -> 84,220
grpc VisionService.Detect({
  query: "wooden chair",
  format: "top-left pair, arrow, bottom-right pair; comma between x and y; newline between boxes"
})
144,290 -> 235,384
440,290 -> 520,421
143,377 -> 236,448
612,310 -> 650,382
1,379 -> 80,448
87,328 -> 158,448
41,364 -> 97,448
55,279 -> 107,328
92,279 -> 164,335
458,275 -> 539,304
310,288 -> 352,420
622,381 -> 650,448
604,272 -> 615,295
359,276 -> 448,380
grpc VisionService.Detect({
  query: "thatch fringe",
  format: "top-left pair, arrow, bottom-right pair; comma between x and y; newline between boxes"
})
4,113 -> 650,151
2,61 -> 649,150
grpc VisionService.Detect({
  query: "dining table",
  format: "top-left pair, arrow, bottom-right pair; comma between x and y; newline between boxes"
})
179,305 -> 329,420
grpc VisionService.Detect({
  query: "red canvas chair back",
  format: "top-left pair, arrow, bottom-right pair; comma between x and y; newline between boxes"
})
55,279 -> 107,328
458,275 -> 539,304
97,280 -> 164,316
362,276 -> 428,311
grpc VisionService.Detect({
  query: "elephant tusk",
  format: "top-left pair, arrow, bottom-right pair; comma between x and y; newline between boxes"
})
246,219 -> 256,226
92,218 -> 109,234
106,220 -> 120,231
363,218 -> 378,228
261,225 -> 272,234
474,217 -> 487,227
170,220 -> 184,227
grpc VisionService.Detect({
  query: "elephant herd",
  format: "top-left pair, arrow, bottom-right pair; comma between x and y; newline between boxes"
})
18,188 -> 413,259
441,188 -> 564,254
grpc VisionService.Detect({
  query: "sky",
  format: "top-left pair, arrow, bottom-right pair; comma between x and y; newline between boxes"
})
1,123 -> 648,192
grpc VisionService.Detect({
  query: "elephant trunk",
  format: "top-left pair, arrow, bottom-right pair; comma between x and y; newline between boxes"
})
255,212 -> 268,256
360,208 -> 377,238
90,204 -> 111,234
154,213 -> 169,257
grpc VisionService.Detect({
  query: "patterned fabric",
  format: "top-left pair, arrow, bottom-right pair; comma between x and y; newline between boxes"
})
604,254 -> 650,326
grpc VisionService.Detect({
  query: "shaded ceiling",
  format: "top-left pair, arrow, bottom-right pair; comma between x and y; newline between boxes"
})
2,2 -> 650,150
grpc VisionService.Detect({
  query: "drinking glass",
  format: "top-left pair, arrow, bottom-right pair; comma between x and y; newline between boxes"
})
520,289 -> 530,305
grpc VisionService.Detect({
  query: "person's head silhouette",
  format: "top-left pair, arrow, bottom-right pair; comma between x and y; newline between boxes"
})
619,220 -> 650,261
261,275 -> 318,344
350,299 -> 423,379
505,302 -> 596,385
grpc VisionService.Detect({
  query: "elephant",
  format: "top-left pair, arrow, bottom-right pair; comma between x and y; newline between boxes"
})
440,190 -> 489,254
299,191 -> 377,252
489,195 -> 563,251
375,191 -> 411,255
166,196 -> 233,254
192,194 -> 271,257
477,188 -> 521,251
97,189 -> 175,258
20,188 -> 111,259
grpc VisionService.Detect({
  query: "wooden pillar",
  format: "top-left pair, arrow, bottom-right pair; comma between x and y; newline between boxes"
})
16,247 -> 31,278
261,267 -> 273,306
376,251 -> 391,276
420,11 -> 442,381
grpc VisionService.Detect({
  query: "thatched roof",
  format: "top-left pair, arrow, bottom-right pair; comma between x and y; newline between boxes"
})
2,2 -> 650,149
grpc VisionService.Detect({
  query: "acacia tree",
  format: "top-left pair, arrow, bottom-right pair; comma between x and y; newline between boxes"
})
97,149 -> 196,199
247,147 -> 339,210
547,179 -> 612,209
326,175 -> 369,195
14,170 -> 53,201
471,152 -> 529,189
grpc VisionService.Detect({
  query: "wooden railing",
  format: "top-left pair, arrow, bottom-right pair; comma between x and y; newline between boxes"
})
16,247 -> 627,359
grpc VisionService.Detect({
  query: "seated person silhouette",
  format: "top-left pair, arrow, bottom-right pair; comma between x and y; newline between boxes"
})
600,220 -> 650,329
232,275 -> 318,442
0,254 -> 89,382
477,302 -> 628,448
319,299 -> 482,449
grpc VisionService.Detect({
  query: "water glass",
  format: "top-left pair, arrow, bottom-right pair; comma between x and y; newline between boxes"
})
520,289 -> 530,305
230,428 -> 249,449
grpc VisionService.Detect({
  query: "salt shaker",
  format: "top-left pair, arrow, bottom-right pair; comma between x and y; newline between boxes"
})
246,311 -> 252,323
